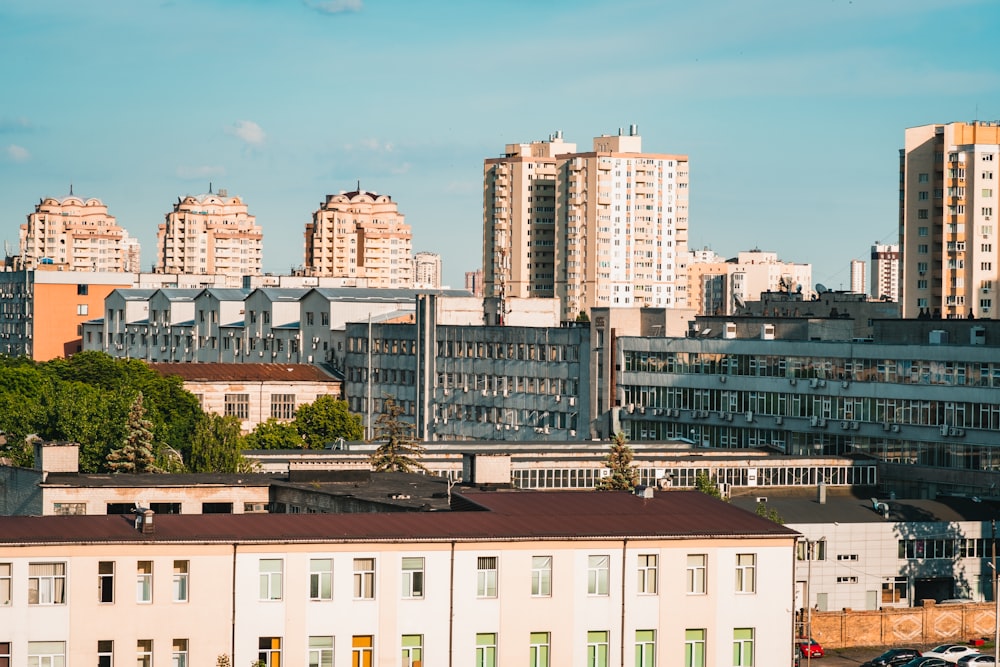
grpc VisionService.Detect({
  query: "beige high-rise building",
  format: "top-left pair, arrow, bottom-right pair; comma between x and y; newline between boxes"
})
686,248 -> 812,316
19,192 -> 139,272
901,121 -> 1000,318
305,188 -> 413,287
483,127 -> 689,322
156,188 -> 262,277
413,251 -> 442,288
850,259 -> 866,295
870,242 -> 900,302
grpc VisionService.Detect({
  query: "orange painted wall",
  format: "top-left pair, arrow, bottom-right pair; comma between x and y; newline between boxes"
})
33,282 -> 129,360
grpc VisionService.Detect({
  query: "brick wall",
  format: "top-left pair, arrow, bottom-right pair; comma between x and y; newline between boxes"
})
808,601 -> 997,648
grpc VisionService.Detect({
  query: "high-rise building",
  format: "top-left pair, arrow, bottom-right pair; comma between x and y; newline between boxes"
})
413,251 -> 442,288
156,187 -> 262,277
19,192 -> 138,272
304,189 -> 412,287
901,121 -> 1000,318
850,259 -> 866,295
686,248 -> 812,316
870,243 -> 900,302
483,127 -> 689,321
464,269 -> 484,297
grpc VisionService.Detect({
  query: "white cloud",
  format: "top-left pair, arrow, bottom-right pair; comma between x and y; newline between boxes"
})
304,0 -> 362,14
390,162 -> 411,175
226,120 -> 266,146
6,144 -> 29,162
345,137 -> 393,152
176,164 -> 226,180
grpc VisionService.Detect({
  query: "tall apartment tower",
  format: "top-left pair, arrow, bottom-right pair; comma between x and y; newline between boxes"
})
870,243 -> 900,301
19,193 -> 139,272
413,252 -> 442,288
156,188 -> 262,277
850,259 -> 866,295
483,131 -> 577,306
901,121 -> 1000,318
483,127 -> 689,321
304,189 -> 413,287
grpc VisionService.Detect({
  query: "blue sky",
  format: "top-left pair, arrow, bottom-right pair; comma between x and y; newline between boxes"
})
2,0 -> 1000,289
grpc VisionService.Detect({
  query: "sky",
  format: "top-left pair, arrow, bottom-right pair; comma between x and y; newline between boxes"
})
3,0 -> 1000,290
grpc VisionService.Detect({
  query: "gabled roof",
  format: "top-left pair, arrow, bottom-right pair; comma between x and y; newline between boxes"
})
147,362 -> 338,382
0,490 -> 799,545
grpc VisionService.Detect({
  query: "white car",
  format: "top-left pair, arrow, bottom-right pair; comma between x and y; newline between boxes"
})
956,656 -> 997,666
922,645 -> 981,664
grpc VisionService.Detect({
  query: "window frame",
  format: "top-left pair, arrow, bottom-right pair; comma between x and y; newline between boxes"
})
310,558 -> 333,601
477,556 -> 498,598
587,630 -> 609,667
685,629 -> 706,667
588,555 -> 610,596
635,630 -> 655,667
531,556 -> 552,597
401,557 -> 424,599
97,640 -> 113,667
0,563 -> 9,606
137,639 -> 153,667
309,636 -> 334,667
401,634 -> 423,667
224,393 -> 250,419
28,641 -> 66,667
353,558 -> 375,600
136,560 -> 153,604
352,635 -> 373,667
28,562 -> 66,605
735,553 -> 756,594
99,561 -> 114,604
173,560 -> 189,603
172,638 -> 189,667
637,554 -> 657,595
733,628 -> 754,666
259,558 -> 283,601
686,554 -> 707,595
475,632 -> 497,667
258,637 -> 281,667
529,631 -> 550,667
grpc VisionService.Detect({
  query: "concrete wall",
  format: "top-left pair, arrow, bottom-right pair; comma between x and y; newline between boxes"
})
809,601 -> 997,649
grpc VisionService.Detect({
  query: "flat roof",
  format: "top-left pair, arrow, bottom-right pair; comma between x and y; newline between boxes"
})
729,490 -> 1000,524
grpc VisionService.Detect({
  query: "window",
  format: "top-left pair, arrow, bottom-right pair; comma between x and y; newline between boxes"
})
733,628 -> 754,666
29,562 -> 66,605
401,557 -> 424,599
797,540 -> 827,561
685,630 -> 705,667
224,393 -> 249,419
137,640 -> 153,667
918,226 -> 929,237
173,560 -> 188,602
259,637 -> 281,667
77,284 -> 89,295
97,640 -> 113,667
477,556 -> 498,598
735,554 -> 756,593
137,561 -> 152,603
270,393 -> 296,420
310,558 -> 333,600
172,639 -> 188,667
588,555 -> 610,596
0,563 -> 9,606
401,635 -> 422,667
637,554 -> 657,595
52,502 -> 85,515
309,636 -> 334,667
531,556 -> 551,597
77,304 -> 89,316
587,631 -> 609,667
99,561 -> 114,603
882,576 -> 907,603
475,633 -> 497,667
259,559 -> 283,601
28,641 -> 66,667
354,558 -> 375,599
529,632 -> 550,667
917,244 -> 928,253
352,635 -> 373,667
201,502 -> 232,514
687,554 -> 707,594
635,630 -> 655,667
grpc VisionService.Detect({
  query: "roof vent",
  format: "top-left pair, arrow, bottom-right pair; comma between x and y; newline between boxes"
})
634,486 -> 654,499
134,507 -> 155,534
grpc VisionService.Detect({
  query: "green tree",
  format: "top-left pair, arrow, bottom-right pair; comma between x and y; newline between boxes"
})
576,310 -> 590,323
105,392 -> 161,473
370,396 -> 426,472
245,418 -> 304,450
295,395 -> 363,449
755,501 -> 785,524
189,413 -> 255,473
694,472 -> 723,499
596,431 -> 639,490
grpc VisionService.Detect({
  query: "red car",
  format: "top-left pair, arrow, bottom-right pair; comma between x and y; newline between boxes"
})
798,639 -> 825,658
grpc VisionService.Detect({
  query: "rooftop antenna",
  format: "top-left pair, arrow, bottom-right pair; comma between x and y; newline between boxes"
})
69,183 -> 73,196
357,179 -> 361,192
208,182 -> 213,194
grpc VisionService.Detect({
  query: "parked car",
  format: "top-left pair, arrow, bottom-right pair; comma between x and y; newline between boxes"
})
798,638 -> 824,658
862,648 -> 923,667
921,645 -> 981,663
900,659 -> 948,667
956,656 -> 997,666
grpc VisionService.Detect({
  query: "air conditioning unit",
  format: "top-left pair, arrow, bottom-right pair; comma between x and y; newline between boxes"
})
851,421 -> 860,430
841,421 -> 850,429
891,424 -> 900,433
809,378 -> 818,388
725,413 -> 733,422
496,424 -> 502,431
949,427 -> 963,437
443,389 -> 449,396
569,397 -> 576,406
628,404 -> 635,413
543,426 -> 550,434
810,415 -> 819,427
569,429 -> 576,436
745,411 -> 754,422
940,424 -> 950,436
842,380 -> 850,388
882,422 -> 891,431
482,389 -> 488,396
775,415 -> 783,425
555,395 -> 561,402
719,375 -> 727,383
789,378 -> 797,386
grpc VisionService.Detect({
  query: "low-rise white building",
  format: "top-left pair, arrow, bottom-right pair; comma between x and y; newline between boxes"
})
0,488 -> 797,667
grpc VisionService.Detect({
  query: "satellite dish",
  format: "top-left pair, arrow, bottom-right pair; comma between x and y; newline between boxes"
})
815,284 -> 828,294
734,294 -> 746,309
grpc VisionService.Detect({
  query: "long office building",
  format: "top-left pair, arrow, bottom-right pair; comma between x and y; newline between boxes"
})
155,188 -> 263,277
18,193 -> 140,272
0,488 -> 797,667
900,121 -> 1000,318
484,127 -> 689,322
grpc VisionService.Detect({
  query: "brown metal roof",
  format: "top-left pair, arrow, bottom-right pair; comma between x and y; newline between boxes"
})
0,490 -> 798,545
147,362 -> 338,383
